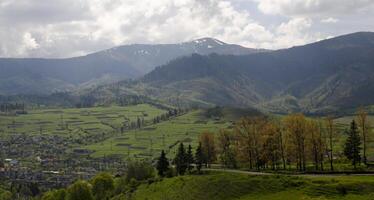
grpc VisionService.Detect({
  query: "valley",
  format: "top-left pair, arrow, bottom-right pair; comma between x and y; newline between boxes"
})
0,32 -> 374,199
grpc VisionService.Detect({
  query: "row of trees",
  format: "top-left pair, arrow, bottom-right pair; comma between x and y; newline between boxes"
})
0,103 -> 26,114
164,108 -> 371,172
157,137 -> 220,176
42,173 -> 114,200
157,143 -> 196,176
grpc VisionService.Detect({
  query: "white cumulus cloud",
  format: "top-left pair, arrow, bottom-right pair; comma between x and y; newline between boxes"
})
255,0 -> 374,17
0,0 -> 372,57
321,17 -> 339,23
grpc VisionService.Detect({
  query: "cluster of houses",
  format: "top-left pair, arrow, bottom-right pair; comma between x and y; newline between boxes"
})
0,133 -> 124,191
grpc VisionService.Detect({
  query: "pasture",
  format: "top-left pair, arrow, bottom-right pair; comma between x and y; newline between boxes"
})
86,110 -> 232,159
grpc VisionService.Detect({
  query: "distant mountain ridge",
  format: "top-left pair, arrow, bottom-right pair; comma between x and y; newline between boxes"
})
85,32 -> 374,113
0,38 -> 263,95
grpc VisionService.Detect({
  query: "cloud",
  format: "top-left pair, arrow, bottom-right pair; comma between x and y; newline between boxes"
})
0,0 -> 279,57
321,18 -> 339,23
1,0 -> 366,58
271,17 -> 319,49
255,0 -> 374,17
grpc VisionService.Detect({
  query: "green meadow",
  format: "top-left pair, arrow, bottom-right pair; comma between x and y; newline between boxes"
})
0,104 -> 165,145
86,110 -> 232,159
128,172 -> 374,200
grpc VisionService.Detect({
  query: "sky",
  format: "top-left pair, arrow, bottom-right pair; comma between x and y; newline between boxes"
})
0,0 -> 373,58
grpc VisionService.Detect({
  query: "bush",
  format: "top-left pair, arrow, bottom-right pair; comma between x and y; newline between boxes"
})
166,167 -> 177,178
41,189 -> 66,200
0,191 -> 12,200
66,180 -> 93,200
91,173 -> 115,200
336,184 -> 348,195
125,160 -> 155,182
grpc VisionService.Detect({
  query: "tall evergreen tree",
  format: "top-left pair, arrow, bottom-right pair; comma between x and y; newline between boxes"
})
344,120 -> 362,169
195,142 -> 204,173
174,143 -> 187,175
156,150 -> 169,177
186,145 -> 194,173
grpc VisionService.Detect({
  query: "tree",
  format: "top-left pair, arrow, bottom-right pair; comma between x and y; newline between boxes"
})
66,180 -> 93,200
284,114 -> 308,171
186,145 -> 194,172
357,107 -> 369,165
156,150 -> 169,177
174,143 -> 187,175
344,120 -> 362,169
195,142 -> 204,173
0,191 -> 12,200
317,119 -> 326,171
307,120 -> 323,171
235,117 -> 267,169
217,129 -> 237,169
276,122 -> 287,170
91,173 -> 114,200
125,161 -> 155,181
325,116 -> 335,171
199,132 -> 216,167
261,122 -> 280,170
42,189 -> 66,200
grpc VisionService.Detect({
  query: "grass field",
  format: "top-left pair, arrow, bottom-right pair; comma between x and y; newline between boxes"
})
128,172 -> 374,200
86,110 -> 232,159
0,104 -> 166,134
1,104 -> 373,164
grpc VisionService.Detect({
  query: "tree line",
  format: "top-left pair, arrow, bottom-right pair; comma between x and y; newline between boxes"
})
157,108 -> 371,174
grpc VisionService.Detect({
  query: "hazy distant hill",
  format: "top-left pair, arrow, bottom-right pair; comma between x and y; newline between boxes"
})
0,38 -> 263,95
87,32 -> 374,113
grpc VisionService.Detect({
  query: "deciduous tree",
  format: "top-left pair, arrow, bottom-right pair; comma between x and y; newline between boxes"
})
357,107 -> 369,165
91,173 -> 114,200
325,116 -> 335,171
284,114 -> 307,171
199,132 -> 216,167
217,129 -> 237,169
66,180 -> 93,200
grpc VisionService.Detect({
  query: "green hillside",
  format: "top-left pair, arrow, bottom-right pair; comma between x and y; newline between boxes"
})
85,32 -> 374,114
127,172 -> 374,200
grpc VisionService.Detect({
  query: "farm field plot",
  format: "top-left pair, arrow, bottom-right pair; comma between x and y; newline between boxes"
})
0,104 -> 166,140
86,110 -> 232,159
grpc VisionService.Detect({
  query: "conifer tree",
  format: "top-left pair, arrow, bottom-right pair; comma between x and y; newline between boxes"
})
344,120 -> 362,169
186,145 -> 194,173
195,142 -> 204,173
174,143 -> 187,175
156,150 -> 169,177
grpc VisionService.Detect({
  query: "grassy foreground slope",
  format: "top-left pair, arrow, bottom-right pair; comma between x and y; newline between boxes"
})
129,172 -> 374,200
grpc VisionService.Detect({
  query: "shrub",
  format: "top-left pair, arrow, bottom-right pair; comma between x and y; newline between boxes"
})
125,160 -> 155,182
66,180 -> 93,200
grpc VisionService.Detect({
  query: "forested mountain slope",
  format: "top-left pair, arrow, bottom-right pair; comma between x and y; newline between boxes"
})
0,38 -> 261,95
86,32 -> 374,113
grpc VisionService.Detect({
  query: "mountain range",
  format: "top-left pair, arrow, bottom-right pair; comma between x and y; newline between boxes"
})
0,38 -> 263,95
1,32 -> 374,113
84,32 -> 374,113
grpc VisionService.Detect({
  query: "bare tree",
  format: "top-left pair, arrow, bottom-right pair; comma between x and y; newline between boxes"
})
357,107 -> 369,165
325,116 -> 335,171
